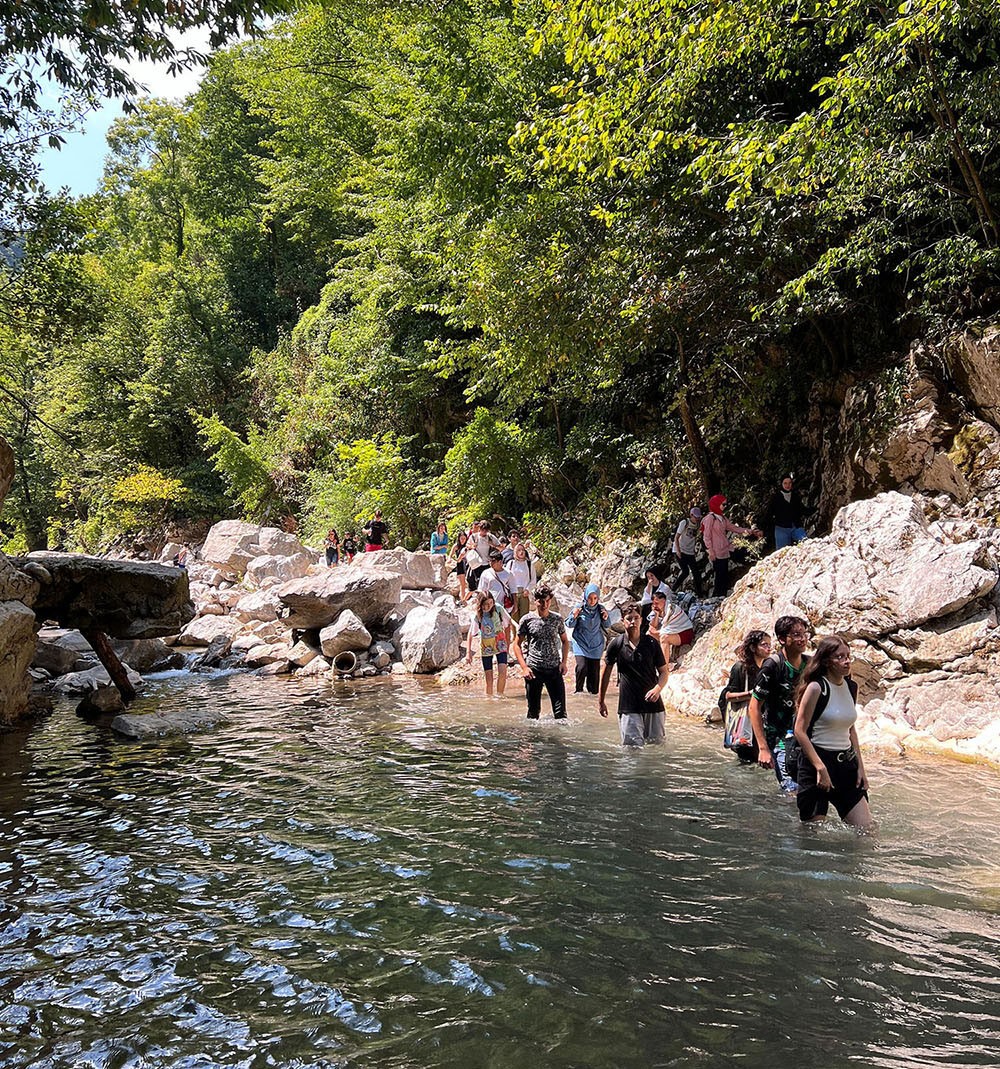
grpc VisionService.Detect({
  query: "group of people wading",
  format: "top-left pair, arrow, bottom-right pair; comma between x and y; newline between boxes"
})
321,480 -> 869,830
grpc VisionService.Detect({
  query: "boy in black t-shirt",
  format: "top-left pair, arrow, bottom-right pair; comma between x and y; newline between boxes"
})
599,604 -> 670,746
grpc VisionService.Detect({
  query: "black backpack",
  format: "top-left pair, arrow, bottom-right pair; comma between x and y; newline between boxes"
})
785,675 -> 859,783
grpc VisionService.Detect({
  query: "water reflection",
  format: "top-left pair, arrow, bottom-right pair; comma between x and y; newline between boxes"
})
0,672 -> 998,1067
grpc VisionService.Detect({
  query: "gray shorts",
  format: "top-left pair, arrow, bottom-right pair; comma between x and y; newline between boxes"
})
619,711 -> 665,747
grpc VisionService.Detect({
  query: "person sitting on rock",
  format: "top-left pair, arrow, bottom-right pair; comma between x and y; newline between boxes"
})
363,509 -> 389,552
567,582 -> 609,694
639,567 -> 672,634
599,602 -> 669,747
646,588 -> 695,665
700,495 -> 762,597
466,590 -> 512,698
512,584 -> 570,720
768,475 -> 807,549
748,615 -> 811,792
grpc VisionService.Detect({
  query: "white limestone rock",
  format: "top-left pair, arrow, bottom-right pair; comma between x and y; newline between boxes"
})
319,610 -> 372,657
394,604 -> 462,673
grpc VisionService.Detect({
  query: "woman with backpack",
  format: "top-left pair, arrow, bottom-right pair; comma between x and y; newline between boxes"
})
792,635 -> 872,829
465,590 -> 513,698
722,629 -> 771,762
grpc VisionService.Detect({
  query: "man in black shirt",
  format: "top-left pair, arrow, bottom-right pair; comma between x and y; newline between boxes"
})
599,603 -> 670,746
363,509 -> 389,551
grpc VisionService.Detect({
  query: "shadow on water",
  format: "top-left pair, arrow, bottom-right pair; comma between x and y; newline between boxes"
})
1,672 -> 999,1068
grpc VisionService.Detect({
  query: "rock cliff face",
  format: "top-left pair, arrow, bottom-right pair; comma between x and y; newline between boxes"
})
666,491 -> 1000,765
811,328 -> 1000,529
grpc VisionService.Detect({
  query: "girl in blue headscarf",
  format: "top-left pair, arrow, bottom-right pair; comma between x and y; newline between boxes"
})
567,582 -> 609,694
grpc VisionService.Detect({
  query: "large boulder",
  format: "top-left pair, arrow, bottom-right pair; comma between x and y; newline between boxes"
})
394,604 -> 462,673
0,601 -> 36,721
177,614 -> 244,647
586,540 -> 647,595
274,568 -> 402,629
233,589 -> 282,623
17,553 -> 194,639
33,627 -> 98,676
199,520 -> 263,578
245,552 -> 313,588
351,548 -> 448,591
320,610 -> 372,657
0,554 -> 39,604
256,527 -> 308,557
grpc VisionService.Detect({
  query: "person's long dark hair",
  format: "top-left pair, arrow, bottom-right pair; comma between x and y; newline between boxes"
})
739,630 -> 769,673
794,635 -> 849,703
456,530 -> 469,547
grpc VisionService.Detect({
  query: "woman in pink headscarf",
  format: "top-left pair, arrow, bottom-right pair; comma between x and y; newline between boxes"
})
701,495 -> 761,597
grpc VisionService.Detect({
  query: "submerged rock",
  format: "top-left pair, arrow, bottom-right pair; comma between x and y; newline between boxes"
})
110,708 -> 227,739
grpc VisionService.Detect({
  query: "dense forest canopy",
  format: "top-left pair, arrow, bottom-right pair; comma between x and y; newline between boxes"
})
1,0 -> 998,555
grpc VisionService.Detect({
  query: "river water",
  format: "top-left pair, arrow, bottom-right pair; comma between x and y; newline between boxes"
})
2,671 -> 1000,1069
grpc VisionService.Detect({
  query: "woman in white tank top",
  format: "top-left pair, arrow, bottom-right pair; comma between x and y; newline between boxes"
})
793,635 -> 873,829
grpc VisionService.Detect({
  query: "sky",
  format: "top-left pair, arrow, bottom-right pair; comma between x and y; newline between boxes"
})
37,33 -> 210,198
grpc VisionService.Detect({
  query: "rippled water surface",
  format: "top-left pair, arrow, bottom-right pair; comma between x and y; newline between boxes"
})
2,672 -> 1000,1068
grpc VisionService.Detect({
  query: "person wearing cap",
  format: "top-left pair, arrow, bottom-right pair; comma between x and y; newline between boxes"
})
673,506 -> 705,596
647,588 -> 696,665
700,495 -> 761,597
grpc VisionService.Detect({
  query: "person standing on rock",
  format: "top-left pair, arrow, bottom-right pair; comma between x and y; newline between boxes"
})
672,507 -> 704,595
465,590 -> 512,698
748,615 -> 811,792
700,495 -> 762,598
599,603 -> 669,746
363,509 -> 389,552
567,582 -> 609,694
512,584 -> 570,719
646,588 -> 695,665
792,635 -> 872,828
324,528 -> 340,567
507,541 -> 536,622
341,531 -> 358,563
768,476 -> 807,549
450,529 -> 471,602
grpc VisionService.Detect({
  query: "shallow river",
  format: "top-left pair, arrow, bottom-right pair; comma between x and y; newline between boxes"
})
2,672 -> 1000,1069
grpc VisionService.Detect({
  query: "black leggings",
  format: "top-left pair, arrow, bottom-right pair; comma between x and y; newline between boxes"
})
525,667 -> 567,719
575,655 -> 601,694
711,558 -> 730,597
676,552 -> 702,595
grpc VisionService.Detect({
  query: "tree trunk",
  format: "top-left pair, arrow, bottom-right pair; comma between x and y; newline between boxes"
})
674,332 -> 718,495
82,628 -> 136,705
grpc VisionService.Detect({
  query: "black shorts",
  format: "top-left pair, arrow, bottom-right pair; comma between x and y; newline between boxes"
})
796,746 -> 868,822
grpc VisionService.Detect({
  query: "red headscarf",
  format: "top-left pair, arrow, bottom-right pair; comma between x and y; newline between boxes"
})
708,494 -> 726,516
